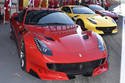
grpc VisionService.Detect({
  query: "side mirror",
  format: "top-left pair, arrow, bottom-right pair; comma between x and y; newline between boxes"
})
10,13 -> 18,22
72,15 -> 79,21
66,12 -> 72,14
12,13 -> 18,17
18,24 -> 27,34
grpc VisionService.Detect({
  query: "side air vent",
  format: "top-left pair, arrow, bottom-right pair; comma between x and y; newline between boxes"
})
44,36 -> 55,41
83,34 -> 89,40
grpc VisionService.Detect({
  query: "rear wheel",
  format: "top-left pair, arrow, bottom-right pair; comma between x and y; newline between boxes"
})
19,42 -> 26,71
10,25 -> 15,40
76,20 -> 87,31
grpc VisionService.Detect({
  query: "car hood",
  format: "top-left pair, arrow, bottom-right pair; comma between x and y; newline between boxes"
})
78,14 -> 117,26
43,33 -> 106,63
26,25 -> 106,63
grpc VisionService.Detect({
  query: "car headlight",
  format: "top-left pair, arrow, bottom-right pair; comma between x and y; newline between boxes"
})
34,38 -> 52,56
95,33 -> 105,51
88,18 -> 97,24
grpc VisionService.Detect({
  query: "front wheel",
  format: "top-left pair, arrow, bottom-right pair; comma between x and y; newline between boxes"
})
19,42 -> 26,71
76,20 -> 87,31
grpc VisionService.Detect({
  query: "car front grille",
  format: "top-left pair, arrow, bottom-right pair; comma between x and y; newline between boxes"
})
47,58 -> 105,76
96,27 -> 116,34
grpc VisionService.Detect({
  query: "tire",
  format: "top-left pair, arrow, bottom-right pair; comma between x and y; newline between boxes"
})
105,7 -> 108,10
19,42 -> 26,71
76,20 -> 87,31
10,25 -> 15,40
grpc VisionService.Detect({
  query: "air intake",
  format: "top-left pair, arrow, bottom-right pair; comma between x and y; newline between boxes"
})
44,36 -> 55,41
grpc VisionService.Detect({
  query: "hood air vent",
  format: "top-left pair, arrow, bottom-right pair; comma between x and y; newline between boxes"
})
83,34 -> 89,40
44,36 -> 55,41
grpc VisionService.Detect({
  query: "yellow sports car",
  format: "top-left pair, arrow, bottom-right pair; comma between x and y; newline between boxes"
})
61,5 -> 118,34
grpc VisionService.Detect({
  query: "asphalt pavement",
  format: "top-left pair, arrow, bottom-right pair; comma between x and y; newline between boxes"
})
0,16 -> 122,83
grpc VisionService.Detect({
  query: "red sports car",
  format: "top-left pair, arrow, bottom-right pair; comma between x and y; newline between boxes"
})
86,0 -> 111,10
88,4 -> 118,21
10,8 -> 108,80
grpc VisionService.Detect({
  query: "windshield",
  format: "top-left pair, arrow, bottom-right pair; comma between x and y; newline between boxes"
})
89,5 -> 105,11
72,7 -> 95,14
25,10 -> 74,25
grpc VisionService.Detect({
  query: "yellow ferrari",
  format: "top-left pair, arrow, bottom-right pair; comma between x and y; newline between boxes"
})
61,5 -> 118,34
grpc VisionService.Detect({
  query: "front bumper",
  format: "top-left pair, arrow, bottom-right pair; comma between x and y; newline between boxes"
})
37,59 -> 109,80
94,26 -> 118,35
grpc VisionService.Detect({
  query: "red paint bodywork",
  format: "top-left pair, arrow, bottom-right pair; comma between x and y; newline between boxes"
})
88,4 -> 118,21
34,0 -> 40,7
49,0 -> 59,8
62,0 -> 75,5
95,10 -> 118,21
88,0 -> 111,8
90,0 -> 111,7
10,8 -> 108,80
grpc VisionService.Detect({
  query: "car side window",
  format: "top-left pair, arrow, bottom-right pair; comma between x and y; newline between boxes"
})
62,7 -> 71,13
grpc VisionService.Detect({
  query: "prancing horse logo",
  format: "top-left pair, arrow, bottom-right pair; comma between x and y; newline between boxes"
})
79,53 -> 83,57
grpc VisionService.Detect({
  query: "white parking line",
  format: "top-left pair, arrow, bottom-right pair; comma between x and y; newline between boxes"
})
120,17 -> 125,83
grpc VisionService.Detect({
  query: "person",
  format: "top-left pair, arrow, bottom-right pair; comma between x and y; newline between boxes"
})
75,0 -> 81,5
49,0 -> 53,8
69,0 -> 75,5
75,0 -> 79,5
49,0 -> 59,8
63,0 -> 68,5
81,0 -> 89,6
59,0 -> 63,6
4,0 -> 10,22
83,0 -> 90,4
34,0 -> 40,7
40,0 -> 47,8
54,0 -> 59,8
0,9 -> 3,23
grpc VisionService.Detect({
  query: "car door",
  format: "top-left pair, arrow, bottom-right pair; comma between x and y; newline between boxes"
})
11,10 -> 26,47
